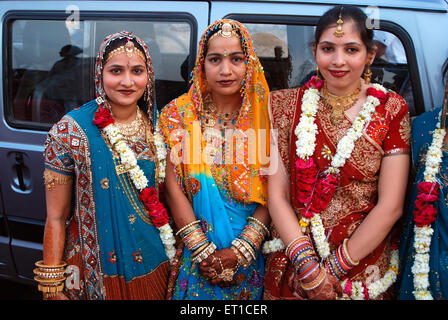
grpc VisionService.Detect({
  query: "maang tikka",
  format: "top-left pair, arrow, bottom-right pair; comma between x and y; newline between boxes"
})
334,7 -> 345,38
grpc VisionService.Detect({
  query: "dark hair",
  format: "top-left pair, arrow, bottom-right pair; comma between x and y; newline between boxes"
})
102,37 -> 146,64
314,5 -> 375,52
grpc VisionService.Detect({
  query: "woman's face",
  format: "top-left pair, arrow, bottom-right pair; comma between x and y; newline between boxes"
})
102,50 -> 148,109
314,19 -> 376,95
203,35 -> 246,100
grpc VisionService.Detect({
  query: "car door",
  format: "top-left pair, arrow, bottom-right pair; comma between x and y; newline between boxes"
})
0,0 -> 209,282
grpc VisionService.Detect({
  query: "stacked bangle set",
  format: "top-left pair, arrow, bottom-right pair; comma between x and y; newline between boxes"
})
33,260 -> 67,298
324,238 -> 359,280
232,216 -> 270,268
285,236 -> 359,291
178,216 -> 269,271
176,220 -> 216,264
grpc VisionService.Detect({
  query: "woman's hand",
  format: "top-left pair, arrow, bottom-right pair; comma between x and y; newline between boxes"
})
198,248 -> 239,287
301,266 -> 342,300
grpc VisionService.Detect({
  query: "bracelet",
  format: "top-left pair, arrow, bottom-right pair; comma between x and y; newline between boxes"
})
342,238 -> 359,266
34,260 -> 67,298
234,238 -> 256,261
191,242 -> 217,264
175,220 -> 201,237
232,238 -> 255,265
247,216 -> 270,237
43,170 -> 72,191
301,265 -> 326,291
231,245 -> 248,268
285,235 -> 311,258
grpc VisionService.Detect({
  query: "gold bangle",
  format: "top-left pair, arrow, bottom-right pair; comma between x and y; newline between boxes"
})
38,282 -> 65,299
247,216 -> 270,237
175,220 -> 201,237
342,238 -> 359,266
301,266 -> 326,291
35,260 -> 67,269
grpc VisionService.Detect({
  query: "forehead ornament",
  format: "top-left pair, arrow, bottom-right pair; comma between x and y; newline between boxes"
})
104,39 -> 146,64
334,10 -> 345,37
209,22 -> 238,43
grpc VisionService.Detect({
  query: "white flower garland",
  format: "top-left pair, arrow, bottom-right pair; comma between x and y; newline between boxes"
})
103,123 -> 176,262
295,83 -> 384,260
412,112 -> 445,300
340,249 -> 399,300
154,122 -> 167,184
262,237 -> 285,254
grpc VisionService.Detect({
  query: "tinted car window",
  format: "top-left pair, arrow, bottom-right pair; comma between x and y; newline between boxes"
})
8,18 -> 192,128
244,23 -> 415,114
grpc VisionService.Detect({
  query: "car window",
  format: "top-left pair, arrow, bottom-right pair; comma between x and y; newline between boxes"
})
244,23 -> 415,115
8,18 -> 193,128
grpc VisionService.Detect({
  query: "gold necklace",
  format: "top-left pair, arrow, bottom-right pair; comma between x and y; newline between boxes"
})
201,99 -> 240,131
114,108 -> 145,142
321,82 -> 361,125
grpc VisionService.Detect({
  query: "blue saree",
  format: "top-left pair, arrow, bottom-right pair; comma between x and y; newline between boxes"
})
397,107 -> 448,299
171,171 -> 264,300
44,100 -> 170,299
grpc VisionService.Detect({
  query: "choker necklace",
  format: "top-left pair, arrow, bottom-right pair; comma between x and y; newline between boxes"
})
201,100 -> 240,130
113,108 -> 145,141
321,83 -> 361,125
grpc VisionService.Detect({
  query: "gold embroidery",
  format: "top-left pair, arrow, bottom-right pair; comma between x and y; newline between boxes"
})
115,164 -> 128,175
399,113 -> 411,145
269,88 -> 300,178
100,178 -> 110,189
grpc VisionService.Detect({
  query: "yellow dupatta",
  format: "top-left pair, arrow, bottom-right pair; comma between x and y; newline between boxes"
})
160,19 -> 270,206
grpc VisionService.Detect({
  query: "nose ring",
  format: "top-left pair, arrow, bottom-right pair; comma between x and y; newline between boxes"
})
130,81 -> 135,86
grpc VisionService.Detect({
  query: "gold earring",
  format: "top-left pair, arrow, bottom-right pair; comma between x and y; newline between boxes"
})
316,66 -> 320,80
364,66 -> 372,84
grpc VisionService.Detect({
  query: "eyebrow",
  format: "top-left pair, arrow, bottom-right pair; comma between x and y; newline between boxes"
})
206,51 -> 245,57
106,64 -> 146,68
318,40 -> 362,46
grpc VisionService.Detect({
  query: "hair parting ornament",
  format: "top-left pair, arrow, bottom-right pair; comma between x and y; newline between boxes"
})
334,6 -> 345,38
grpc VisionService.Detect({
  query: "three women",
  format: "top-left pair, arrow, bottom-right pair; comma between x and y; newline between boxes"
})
39,6 -> 431,301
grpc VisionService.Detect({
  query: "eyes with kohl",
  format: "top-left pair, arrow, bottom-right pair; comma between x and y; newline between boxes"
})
102,52 -> 148,110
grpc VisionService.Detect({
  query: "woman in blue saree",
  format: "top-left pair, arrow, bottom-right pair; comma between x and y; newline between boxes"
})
36,31 -> 171,300
396,68 -> 448,299
159,19 -> 271,300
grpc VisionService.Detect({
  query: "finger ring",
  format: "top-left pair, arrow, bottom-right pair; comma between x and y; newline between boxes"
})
218,268 -> 235,282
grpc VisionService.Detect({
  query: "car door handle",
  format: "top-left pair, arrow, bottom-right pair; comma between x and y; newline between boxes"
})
14,153 -> 27,191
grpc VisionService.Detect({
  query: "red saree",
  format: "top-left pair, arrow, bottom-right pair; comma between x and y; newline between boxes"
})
264,85 -> 410,300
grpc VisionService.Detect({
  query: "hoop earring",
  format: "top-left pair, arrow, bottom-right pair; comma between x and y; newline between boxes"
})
363,66 -> 372,84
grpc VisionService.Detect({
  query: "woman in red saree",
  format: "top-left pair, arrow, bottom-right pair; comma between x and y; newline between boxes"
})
263,5 -> 411,300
